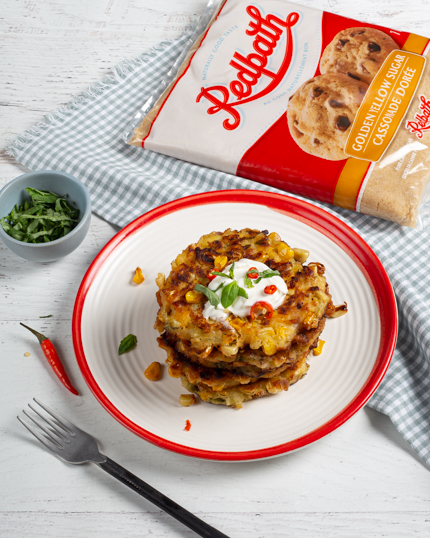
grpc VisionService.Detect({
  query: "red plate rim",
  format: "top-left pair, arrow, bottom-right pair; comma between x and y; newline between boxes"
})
72,190 -> 398,461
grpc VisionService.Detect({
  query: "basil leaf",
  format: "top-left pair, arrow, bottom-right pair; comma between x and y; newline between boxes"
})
214,282 -> 224,292
255,269 -> 281,284
27,228 -> 56,241
8,228 -> 25,241
25,188 -> 60,204
1,217 -> 10,232
260,269 -> 281,278
194,284 -> 220,307
237,286 -> 248,299
118,334 -> 138,355
55,197 -> 70,212
18,205 -> 42,218
228,261 -> 235,280
244,274 -> 254,289
211,271 -> 231,279
27,218 -> 39,234
40,315 -> 53,318
11,205 -> 20,221
221,280 -> 239,308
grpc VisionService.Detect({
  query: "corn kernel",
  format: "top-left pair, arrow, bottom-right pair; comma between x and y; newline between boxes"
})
155,272 -> 165,288
220,343 -> 239,356
278,326 -> 293,340
276,242 -> 294,260
230,317 -> 246,329
198,345 -> 213,359
263,341 -> 277,356
214,255 -> 228,270
293,248 -> 309,264
330,310 -> 347,318
24,352 -> 30,357
168,361 -> 182,378
303,312 -> 316,329
144,361 -> 162,381
308,262 -> 324,276
257,252 -> 268,262
132,266 -> 145,284
313,340 -> 325,356
179,394 -> 196,407
268,232 -> 280,243
329,303 -> 348,318
262,327 -> 275,337
185,290 -> 202,303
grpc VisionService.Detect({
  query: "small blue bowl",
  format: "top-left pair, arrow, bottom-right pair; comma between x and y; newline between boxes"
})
0,170 -> 91,262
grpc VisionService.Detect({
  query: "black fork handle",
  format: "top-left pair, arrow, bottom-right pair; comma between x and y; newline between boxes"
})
97,457 -> 230,538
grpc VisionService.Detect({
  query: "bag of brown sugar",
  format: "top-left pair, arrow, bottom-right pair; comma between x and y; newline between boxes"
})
124,0 -> 430,227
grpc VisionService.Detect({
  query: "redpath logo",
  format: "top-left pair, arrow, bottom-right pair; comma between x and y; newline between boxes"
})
406,94 -> 430,139
196,6 -> 300,130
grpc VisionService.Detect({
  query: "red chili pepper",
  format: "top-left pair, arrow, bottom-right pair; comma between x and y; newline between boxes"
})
264,285 -> 277,295
207,272 -> 216,281
248,267 -> 259,279
250,301 -> 274,320
184,419 -> 191,431
20,323 -> 79,396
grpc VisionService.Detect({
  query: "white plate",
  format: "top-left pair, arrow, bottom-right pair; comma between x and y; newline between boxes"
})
73,191 -> 397,461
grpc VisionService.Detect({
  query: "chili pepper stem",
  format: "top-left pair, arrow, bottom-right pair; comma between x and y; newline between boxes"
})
20,322 -> 47,344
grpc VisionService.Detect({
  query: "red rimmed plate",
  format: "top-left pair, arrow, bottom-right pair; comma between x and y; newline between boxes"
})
72,190 -> 397,461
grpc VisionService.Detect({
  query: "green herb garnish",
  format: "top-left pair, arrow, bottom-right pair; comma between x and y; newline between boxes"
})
254,269 -> 281,284
40,315 -> 53,318
245,268 -> 280,288
196,261 -> 249,310
221,280 -> 239,308
244,274 -> 254,289
211,271 -> 231,279
194,284 -> 220,307
1,188 -> 80,244
221,280 -> 249,308
118,334 -> 138,355
228,261 -> 235,279
237,287 -> 248,298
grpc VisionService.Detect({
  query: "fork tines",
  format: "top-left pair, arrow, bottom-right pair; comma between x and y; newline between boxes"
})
17,398 -> 74,452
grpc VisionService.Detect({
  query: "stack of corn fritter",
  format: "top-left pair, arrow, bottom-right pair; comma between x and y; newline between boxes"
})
155,229 -> 342,408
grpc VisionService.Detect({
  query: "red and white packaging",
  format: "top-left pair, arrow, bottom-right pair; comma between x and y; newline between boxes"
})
125,0 -> 430,227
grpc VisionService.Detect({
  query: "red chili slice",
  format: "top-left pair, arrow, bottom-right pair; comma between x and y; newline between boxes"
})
264,285 -> 277,295
207,273 -> 216,281
184,420 -> 191,431
250,301 -> 274,320
248,267 -> 259,279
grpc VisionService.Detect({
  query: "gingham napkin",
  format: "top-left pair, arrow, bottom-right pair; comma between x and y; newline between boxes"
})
7,34 -> 430,467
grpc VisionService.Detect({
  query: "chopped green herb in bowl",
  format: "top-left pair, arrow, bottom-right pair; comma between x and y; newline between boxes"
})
0,170 -> 91,262
1,188 -> 80,243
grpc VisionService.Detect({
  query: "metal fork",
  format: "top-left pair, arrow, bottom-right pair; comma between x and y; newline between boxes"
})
18,398 -> 230,538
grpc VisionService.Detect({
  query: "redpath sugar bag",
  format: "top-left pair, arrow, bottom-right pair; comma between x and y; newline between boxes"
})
125,0 -> 430,227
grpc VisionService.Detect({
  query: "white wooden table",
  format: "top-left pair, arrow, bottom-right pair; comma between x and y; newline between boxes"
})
1,1 -> 430,536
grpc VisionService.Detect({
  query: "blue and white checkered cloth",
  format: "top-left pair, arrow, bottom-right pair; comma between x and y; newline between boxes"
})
7,34 -> 430,467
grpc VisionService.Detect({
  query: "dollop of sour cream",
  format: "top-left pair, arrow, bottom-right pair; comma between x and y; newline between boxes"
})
202,258 -> 288,321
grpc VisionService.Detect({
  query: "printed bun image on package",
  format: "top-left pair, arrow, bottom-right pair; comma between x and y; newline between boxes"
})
125,0 -> 430,228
